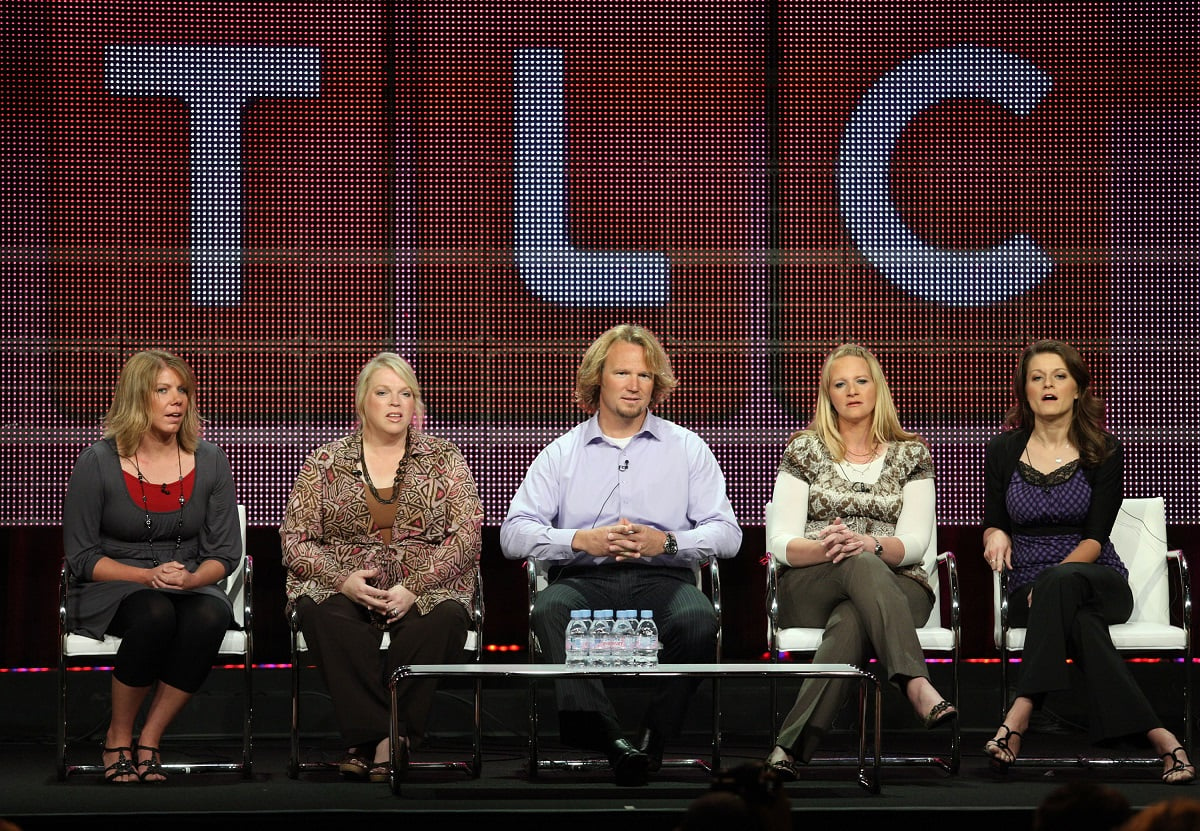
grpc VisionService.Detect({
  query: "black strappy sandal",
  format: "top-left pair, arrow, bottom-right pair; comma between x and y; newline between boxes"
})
1161,746 -> 1196,785
135,744 -> 167,783
984,724 -> 1021,774
102,744 -> 137,784
765,746 -> 798,782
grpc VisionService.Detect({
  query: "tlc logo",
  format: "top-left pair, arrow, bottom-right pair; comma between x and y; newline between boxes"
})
105,42 -> 1055,311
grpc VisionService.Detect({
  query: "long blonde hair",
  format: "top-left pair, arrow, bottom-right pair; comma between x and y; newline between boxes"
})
793,343 -> 918,460
103,350 -> 202,456
573,324 -> 678,413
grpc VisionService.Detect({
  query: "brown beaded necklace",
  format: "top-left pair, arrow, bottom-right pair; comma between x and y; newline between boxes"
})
358,435 -> 409,505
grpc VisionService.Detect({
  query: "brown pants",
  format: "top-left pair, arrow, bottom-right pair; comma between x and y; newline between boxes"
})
296,594 -> 469,749
775,554 -> 932,762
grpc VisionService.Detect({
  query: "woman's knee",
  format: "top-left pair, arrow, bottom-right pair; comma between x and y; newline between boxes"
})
1034,562 -> 1093,594
117,590 -> 177,636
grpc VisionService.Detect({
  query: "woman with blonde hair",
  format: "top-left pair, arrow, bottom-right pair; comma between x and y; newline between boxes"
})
765,343 -> 955,777
63,350 -> 241,783
282,352 -> 483,782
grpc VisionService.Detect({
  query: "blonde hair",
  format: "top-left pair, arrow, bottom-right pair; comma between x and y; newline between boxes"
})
355,352 -> 426,429
794,343 -> 918,460
103,350 -> 202,456
573,324 -> 678,413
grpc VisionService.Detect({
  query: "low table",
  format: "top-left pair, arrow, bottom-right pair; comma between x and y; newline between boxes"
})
388,662 -> 882,793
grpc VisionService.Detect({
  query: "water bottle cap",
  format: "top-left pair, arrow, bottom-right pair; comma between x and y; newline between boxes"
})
640,610 -> 653,618
595,609 -> 613,617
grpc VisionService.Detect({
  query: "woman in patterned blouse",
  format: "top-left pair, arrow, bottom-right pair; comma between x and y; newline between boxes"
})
764,343 -> 955,779
281,352 -> 483,783
982,340 -> 1193,784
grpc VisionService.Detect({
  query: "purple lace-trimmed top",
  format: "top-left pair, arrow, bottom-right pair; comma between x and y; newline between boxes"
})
1006,460 -> 1128,595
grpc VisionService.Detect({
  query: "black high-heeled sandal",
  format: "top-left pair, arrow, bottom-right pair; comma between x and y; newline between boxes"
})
135,744 -> 167,783
984,724 -> 1021,773
102,744 -> 137,784
1161,746 -> 1196,785
765,746 -> 797,782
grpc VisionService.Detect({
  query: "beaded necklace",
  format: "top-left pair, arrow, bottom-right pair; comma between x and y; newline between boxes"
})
129,443 -> 186,567
358,434 -> 409,505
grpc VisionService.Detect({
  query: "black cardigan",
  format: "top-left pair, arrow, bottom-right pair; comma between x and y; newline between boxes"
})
983,427 -> 1123,546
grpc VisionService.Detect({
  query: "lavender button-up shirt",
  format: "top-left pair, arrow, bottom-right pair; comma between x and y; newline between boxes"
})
500,412 -> 742,567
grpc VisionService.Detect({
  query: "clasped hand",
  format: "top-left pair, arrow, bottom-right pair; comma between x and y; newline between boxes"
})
819,518 -> 865,563
575,517 -> 667,561
342,567 -> 415,621
145,561 -> 195,590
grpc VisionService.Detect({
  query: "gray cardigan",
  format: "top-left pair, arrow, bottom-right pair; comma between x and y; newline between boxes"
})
62,438 -> 241,639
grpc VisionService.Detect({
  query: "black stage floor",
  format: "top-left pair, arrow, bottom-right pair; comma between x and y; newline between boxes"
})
2,734 -> 1194,831
2,666 -> 1195,830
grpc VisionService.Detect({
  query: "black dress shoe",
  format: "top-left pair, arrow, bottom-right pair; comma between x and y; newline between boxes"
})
637,727 -> 665,773
607,738 -> 649,786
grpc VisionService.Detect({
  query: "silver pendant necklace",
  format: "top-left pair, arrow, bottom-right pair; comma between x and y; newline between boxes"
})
838,459 -> 874,493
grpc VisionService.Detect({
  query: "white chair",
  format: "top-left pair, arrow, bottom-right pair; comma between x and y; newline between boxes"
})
993,496 -> 1193,764
525,557 -> 723,773
764,501 -> 961,773
287,565 -> 484,778
57,504 -> 253,780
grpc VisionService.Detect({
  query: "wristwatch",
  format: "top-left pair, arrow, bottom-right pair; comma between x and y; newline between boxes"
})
663,531 -> 678,557
872,537 -> 884,557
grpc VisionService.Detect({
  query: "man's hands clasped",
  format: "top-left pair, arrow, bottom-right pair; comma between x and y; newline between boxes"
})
572,517 -> 670,561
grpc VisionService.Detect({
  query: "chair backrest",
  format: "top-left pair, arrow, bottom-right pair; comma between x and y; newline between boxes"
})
217,505 -> 249,629
764,500 -> 942,629
1110,496 -> 1170,626
993,496 -> 1171,642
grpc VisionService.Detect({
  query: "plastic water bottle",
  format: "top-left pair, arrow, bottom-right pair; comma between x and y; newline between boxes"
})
565,609 -> 592,668
589,609 -> 614,667
635,610 -> 659,667
612,610 -> 637,667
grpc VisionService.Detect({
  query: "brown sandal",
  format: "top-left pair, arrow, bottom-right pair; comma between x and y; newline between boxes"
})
338,753 -> 370,781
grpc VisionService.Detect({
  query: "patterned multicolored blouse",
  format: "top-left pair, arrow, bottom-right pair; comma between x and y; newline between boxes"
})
778,433 -> 935,596
281,429 -> 483,616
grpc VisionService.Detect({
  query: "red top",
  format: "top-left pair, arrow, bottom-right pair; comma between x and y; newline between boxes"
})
123,469 -> 196,511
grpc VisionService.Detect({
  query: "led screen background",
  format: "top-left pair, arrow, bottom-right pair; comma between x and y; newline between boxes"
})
1,1 -> 1195,528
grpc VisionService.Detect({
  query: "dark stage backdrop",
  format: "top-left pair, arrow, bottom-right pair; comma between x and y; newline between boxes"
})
1,3 -> 1196,664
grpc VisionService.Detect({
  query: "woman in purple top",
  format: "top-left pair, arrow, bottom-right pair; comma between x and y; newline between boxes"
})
982,340 -> 1193,784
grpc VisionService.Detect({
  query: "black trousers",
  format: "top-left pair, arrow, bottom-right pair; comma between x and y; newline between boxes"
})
107,589 -> 231,693
1010,562 -> 1160,742
296,594 -> 470,749
530,563 -> 717,744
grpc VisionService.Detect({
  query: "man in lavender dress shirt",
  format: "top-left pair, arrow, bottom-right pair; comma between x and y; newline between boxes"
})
501,323 -> 743,785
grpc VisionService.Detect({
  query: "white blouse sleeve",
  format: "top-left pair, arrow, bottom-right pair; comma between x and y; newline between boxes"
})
767,470 -> 809,566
